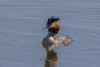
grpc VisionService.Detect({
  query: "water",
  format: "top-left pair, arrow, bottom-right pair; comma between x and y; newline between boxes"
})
0,0 -> 100,67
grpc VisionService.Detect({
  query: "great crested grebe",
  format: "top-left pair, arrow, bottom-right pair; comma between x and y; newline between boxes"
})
42,16 -> 73,51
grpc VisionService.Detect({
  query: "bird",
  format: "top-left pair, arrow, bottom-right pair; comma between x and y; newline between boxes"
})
42,16 -> 73,51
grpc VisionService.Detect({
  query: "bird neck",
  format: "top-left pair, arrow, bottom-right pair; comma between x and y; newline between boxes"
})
48,28 -> 59,34
47,32 -> 55,37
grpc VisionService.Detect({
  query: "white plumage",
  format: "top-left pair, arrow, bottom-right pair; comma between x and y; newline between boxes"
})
42,17 -> 73,51
42,33 -> 73,51
48,34 -> 73,51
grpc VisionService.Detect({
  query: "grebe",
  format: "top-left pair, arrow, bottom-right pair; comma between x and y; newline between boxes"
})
42,16 -> 73,51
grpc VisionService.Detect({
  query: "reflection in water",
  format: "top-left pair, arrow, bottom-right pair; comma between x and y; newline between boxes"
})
42,17 -> 73,67
44,50 -> 58,67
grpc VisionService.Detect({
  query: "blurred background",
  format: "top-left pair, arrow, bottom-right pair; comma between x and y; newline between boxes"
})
0,0 -> 100,67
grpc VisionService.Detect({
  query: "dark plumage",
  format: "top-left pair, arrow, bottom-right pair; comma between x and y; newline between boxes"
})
46,16 -> 60,28
46,16 -> 60,34
42,17 -> 73,51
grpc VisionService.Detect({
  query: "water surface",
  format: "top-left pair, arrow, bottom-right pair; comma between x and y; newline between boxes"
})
0,0 -> 100,67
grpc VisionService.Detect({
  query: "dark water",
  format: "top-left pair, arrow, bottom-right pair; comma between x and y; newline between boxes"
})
0,0 -> 100,67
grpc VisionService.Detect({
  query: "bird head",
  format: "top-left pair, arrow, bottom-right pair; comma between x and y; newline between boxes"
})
46,16 -> 60,34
